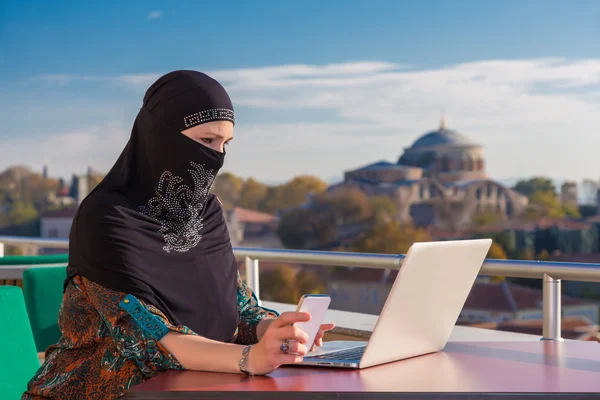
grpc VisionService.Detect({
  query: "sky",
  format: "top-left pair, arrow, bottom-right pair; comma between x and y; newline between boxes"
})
1,0 -> 600,187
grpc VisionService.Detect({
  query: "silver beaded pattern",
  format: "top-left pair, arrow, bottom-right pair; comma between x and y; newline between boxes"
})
183,108 -> 235,129
139,161 -> 216,253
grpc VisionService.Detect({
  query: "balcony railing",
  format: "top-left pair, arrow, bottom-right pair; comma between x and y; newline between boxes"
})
2,235 -> 600,342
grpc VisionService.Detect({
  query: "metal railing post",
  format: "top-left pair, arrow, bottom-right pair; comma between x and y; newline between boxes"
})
541,273 -> 563,341
244,257 -> 261,304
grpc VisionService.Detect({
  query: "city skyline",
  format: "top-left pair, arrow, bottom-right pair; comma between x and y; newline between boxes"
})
1,1 -> 600,183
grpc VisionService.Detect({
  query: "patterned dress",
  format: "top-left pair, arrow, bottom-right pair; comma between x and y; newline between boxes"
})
22,273 -> 278,399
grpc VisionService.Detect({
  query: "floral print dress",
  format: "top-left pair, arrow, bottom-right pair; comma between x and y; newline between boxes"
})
22,273 -> 277,399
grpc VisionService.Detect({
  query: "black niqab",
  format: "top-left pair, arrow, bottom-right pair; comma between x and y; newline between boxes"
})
66,70 -> 239,341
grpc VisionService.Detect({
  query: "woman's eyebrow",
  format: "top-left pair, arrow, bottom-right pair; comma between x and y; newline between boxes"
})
205,131 -> 233,141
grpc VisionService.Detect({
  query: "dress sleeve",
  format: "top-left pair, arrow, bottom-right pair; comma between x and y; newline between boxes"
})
22,275 -> 194,400
82,276 -> 193,374
233,271 -> 279,345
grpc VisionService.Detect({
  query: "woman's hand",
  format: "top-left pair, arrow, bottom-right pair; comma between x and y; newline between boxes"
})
311,322 -> 336,350
257,319 -> 336,350
246,312 -> 311,375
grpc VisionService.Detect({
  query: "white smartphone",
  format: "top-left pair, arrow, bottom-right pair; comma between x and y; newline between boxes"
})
294,294 -> 331,350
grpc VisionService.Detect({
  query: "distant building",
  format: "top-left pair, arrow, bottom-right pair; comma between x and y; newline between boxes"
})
45,170 -> 92,209
69,174 -> 89,205
458,280 -> 598,324
465,316 -> 600,342
225,207 -> 281,248
326,119 -> 528,230
327,269 -> 599,324
40,207 -> 77,239
550,249 -> 600,300
560,181 -> 578,208
462,217 -> 600,255
38,202 -> 278,249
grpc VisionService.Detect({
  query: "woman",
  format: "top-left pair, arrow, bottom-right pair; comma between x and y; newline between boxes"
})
23,70 -> 334,399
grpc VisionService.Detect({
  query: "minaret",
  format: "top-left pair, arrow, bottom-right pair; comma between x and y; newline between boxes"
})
439,115 -> 447,130
76,175 -> 89,205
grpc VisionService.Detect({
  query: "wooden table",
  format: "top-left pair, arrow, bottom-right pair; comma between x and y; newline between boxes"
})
126,341 -> 600,399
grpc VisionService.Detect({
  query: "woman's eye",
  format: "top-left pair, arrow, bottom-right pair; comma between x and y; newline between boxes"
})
201,138 -> 213,144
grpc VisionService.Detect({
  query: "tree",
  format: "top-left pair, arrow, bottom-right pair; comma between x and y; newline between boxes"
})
517,248 -> 536,261
579,205 -> 598,219
520,186 -> 583,220
259,175 -> 327,214
296,268 -> 327,295
563,204 -> 581,219
368,195 -> 398,222
276,208 -> 336,249
315,187 -> 371,225
513,177 -> 556,197
212,172 -> 244,209
5,245 -> 23,256
523,190 -> 566,220
473,210 -> 504,226
487,241 -> 508,259
483,230 -> 521,258
237,178 -> 268,210
353,221 -> 431,255
259,265 -> 327,303
536,249 -> 551,261
277,209 -> 314,249
86,171 -> 105,193
281,176 -> 327,206
6,201 -> 38,226
259,265 -> 300,303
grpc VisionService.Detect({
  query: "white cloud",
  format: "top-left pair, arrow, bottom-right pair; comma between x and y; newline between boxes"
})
147,11 -> 162,20
1,122 -> 130,179
19,58 -> 600,183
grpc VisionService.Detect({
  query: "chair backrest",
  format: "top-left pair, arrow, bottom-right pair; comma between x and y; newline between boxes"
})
22,266 -> 67,352
0,286 -> 40,400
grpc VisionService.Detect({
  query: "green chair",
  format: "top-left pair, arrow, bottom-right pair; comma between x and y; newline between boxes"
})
0,286 -> 40,399
22,266 -> 67,352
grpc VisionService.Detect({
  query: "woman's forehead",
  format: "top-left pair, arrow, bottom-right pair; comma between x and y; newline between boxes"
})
183,120 -> 234,139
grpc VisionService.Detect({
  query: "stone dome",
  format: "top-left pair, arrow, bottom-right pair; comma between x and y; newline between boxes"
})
397,118 -> 487,182
408,118 -> 477,149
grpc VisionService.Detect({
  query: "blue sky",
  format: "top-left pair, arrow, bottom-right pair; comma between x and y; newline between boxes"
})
1,0 -> 600,192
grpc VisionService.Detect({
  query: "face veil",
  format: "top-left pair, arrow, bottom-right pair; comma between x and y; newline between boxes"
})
66,71 -> 240,341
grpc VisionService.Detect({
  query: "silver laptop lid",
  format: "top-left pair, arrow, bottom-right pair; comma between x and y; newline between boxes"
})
359,239 -> 492,368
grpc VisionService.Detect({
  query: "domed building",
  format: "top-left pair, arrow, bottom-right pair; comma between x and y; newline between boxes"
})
329,119 -> 528,230
398,118 -> 487,182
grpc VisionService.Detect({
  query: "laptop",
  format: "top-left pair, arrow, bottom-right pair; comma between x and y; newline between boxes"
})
298,238 -> 492,369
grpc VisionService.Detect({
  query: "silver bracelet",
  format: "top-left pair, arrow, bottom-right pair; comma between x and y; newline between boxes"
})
238,345 -> 254,376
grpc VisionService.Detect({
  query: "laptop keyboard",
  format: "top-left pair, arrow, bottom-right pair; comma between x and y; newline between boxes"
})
306,345 -> 366,361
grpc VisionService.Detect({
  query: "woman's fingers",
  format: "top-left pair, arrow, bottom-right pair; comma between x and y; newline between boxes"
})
282,340 -> 308,356
315,336 -> 323,348
274,324 -> 309,344
320,323 -> 336,332
312,323 -> 336,349
270,312 -> 311,329
277,353 -> 304,365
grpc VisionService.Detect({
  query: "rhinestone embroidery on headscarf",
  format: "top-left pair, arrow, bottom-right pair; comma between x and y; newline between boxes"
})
183,109 -> 235,129
139,161 -> 216,253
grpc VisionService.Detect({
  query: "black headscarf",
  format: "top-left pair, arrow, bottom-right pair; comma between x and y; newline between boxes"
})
66,70 -> 239,342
